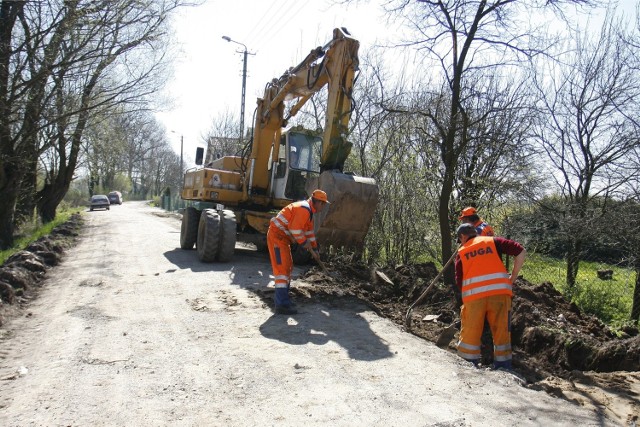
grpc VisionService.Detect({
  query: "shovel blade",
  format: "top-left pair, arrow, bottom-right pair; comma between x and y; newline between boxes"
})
435,324 -> 458,348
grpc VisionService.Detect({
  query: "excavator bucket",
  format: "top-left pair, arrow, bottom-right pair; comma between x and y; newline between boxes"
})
310,171 -> 379,250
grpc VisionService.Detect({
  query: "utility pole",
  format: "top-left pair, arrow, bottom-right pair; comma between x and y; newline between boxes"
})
222,36 -> 254,144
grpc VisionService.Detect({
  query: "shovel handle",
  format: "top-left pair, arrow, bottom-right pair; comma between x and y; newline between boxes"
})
405,248 -> 459,327
309,248 -> 330,274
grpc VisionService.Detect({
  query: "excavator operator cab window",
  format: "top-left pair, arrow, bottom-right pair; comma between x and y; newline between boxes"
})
279,131 -> 321,200
287,132 -> 321,173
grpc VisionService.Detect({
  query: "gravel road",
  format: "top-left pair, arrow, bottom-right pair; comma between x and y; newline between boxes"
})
0,201 -> 617,426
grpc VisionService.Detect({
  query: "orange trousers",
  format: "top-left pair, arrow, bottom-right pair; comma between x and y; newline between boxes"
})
457,294 -> 512,365
267,229 -> 293,289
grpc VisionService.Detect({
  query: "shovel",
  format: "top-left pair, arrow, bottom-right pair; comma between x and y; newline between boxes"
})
310,249 -> 339,278
404,249 -> 458,330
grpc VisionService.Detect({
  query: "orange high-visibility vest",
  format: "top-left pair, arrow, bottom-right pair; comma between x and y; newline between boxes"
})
268,200 -> 318,249
458,236 -> 512,303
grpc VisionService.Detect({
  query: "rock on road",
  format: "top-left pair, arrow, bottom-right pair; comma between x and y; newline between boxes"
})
0,202 -> 616,426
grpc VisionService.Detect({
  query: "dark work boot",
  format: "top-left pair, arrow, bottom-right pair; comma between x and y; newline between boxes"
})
275,305 -> 298,315
274,286 -> 297,314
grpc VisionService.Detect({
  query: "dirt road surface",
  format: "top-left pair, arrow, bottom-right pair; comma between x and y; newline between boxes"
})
0,202 -> 619,426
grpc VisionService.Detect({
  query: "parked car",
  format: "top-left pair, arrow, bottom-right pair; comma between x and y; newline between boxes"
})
108,191 -> 123,205
90,195 -> 110,211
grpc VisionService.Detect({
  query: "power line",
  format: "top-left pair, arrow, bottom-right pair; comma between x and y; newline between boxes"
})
246,0 -> 309,57
244,0 -> 296,49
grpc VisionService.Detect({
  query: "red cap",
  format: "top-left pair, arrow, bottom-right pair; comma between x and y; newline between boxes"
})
458,206 -> 477,219
311,189 -> 330,204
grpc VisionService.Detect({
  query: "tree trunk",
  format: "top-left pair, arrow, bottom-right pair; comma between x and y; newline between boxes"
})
15,159 -> 38,223
440,166 -> 455,285
565,238 -> 582,294
0,1 -> 23,249
0,179 -> 18,249
37,183 -> 68,223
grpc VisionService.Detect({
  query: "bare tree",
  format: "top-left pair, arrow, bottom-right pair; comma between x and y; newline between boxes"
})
453,73 -> 540,212
530,11 -> 640,292
348,0 -> 596,280
0,0 -> 188,248
203,108 -> 245,164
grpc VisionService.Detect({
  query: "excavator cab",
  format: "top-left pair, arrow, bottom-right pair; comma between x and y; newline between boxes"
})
271,129 -> 321,201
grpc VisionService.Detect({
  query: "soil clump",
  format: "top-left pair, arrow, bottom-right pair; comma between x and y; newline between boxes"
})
0,214 -> 83,326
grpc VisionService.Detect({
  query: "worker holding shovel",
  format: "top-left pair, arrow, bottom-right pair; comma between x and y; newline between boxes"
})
454,223 -> 526,370
267,189 -> 330,315
459,206 -> 495,364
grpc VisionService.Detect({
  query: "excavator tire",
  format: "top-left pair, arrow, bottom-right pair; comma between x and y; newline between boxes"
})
197,209 -> 220,262
180,207 -> 201,249
217,209 -> 237,262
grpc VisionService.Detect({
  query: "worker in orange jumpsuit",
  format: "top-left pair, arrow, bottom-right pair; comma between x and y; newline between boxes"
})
458,205 -> 495,364
454,223 -> 526,369
459,206 -> 495,236
267,189 -> 330,314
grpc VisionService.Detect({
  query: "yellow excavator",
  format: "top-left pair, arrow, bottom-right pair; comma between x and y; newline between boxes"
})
179,27 -> 379,263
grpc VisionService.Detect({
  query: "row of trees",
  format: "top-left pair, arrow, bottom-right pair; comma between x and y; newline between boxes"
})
0,0 -> 193,249
341,0 -> 640,319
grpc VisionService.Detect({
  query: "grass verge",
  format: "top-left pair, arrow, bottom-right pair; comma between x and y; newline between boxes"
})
0,208 -> 83,265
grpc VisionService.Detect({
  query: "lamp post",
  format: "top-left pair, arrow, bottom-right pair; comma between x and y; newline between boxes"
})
222,35 -> 253,144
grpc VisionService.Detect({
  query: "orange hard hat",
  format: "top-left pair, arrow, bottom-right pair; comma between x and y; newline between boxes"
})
311,189 -> 330,204
458,206 -> 477,219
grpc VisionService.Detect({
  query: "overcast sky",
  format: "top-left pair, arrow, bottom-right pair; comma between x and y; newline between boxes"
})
155,0 -> 393,163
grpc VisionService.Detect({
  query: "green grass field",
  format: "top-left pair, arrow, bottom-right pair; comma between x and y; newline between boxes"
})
521,252 -> 635,325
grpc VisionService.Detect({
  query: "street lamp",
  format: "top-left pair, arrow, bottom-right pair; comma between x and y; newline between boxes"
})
222,35 -> 254,144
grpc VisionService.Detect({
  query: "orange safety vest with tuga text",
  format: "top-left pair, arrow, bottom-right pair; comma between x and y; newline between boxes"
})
458,236 -> 512,303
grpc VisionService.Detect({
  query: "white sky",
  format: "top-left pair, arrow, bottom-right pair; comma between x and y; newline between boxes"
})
155,0 -> 636,162
155,0 -> 393,162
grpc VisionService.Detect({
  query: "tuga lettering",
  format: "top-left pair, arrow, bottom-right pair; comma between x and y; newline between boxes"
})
464,246 -> 494,260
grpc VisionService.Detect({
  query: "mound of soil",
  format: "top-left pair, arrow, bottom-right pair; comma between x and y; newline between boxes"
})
294,257 -> 640,383
0,214 -> 83,325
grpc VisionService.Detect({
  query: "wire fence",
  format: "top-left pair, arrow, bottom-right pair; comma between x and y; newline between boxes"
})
517,248 -> 636,323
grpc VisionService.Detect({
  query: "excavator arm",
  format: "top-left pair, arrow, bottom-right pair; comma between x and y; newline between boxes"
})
247,27 -> 359,195
247,28 -> 378,250
278,27 -> 358,172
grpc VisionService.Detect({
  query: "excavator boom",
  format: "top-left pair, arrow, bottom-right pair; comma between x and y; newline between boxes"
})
246,27 -> 378,250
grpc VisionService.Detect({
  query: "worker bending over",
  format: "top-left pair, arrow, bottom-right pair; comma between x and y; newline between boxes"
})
459,206 -> 494,236
454,223 -> 526,369
267,189 -> 330,315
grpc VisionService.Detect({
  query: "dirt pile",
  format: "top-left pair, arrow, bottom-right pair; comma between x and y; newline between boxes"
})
295,257 -> 640,382
0,214 -> 83,325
